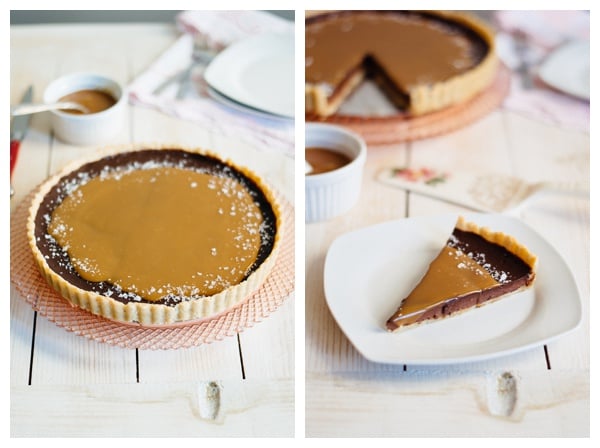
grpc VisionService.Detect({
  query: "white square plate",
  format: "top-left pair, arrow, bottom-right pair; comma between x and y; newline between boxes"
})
324,213 -> 582,365
204,32 -> 294,118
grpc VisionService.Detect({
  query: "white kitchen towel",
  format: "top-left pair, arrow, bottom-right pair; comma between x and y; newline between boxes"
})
128,11 -> 295,156
494,10 -> 589,132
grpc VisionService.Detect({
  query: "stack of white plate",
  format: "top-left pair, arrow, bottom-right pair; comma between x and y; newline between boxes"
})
538,40 -> 590,101
204,32 -> 295,122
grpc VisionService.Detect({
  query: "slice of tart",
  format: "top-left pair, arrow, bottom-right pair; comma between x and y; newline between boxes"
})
305,10 -> 498,117
27,146 -> 282,326
386,216 -> 537,332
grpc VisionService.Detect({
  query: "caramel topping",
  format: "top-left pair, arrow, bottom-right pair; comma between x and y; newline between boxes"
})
58,89 -> 117,114
48,166 -> 264,301
306,11 -> 488,93
305,147 -> 352,175
398,246 -> 499,320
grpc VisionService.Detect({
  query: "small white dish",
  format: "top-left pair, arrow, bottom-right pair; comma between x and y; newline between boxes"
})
324,213 -> 582,365
538,40 -> 590,101
43,72 -> 126,145
204,32 -> 295,118
305,123 -> 367,223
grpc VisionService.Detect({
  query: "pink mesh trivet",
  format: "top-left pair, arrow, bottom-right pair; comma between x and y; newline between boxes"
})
10,187 -> 294,350
307,65 -> 511,146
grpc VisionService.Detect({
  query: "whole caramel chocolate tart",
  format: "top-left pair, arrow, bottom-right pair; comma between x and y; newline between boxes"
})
386,216 -> 537,332
27,146 -> 282,326
306,10 -> 498,117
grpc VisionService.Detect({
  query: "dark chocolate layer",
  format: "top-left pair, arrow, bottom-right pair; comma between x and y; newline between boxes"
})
449,228 -> 532,283
33,149 -> 278,305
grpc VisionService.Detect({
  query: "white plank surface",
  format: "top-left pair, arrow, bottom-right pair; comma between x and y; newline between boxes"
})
10,286 -> 35,386
10,23 -> 294,437
306,370 -> 588,437
11,379 -> 294,437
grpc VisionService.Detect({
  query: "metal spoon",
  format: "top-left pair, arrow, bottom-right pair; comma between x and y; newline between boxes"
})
10,101 -> 89,116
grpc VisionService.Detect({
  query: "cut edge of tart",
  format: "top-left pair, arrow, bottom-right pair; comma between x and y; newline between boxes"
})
305,10 -> 499,118
26,144 -> 283,326
385,216 -> 538,332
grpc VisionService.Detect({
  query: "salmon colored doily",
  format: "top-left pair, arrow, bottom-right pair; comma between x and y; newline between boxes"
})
306,65 -> 511,146
10,187 -> 294,350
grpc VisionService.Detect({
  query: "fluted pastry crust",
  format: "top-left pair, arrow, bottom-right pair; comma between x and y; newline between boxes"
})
27,144 -> 282,326
455,216 -> 538,272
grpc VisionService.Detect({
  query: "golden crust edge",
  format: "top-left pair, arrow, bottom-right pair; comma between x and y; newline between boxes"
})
304,10 -> 498,117
455,216 -> 538,273
26,143 -> 284,326
306,70 -> 365,117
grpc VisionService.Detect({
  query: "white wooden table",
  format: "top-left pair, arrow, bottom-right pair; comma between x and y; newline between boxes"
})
10,23 -> 294,437
305,87 -> 590,434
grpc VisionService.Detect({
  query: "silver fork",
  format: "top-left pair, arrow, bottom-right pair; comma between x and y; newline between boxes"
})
152,39 -> 217,98
513,30 -> 535,89
176,42 -> 217,99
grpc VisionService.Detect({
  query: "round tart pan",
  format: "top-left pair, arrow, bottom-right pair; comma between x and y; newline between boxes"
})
11,180 -> 294,349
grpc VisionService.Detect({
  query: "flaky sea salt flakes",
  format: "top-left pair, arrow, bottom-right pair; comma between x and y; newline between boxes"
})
42,155 -> 273,304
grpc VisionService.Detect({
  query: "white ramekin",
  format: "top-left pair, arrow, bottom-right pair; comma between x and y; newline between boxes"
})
43,72 -> 126,145
305,123 -> 367,223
